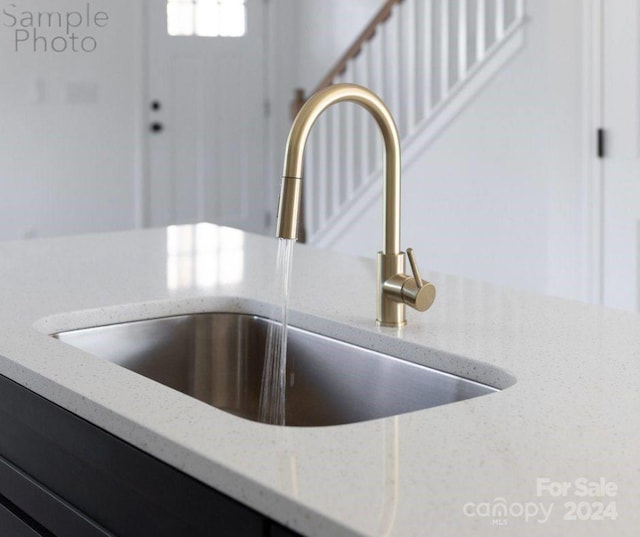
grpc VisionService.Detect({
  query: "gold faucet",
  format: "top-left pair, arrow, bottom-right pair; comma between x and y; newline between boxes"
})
276,83 -> 435,327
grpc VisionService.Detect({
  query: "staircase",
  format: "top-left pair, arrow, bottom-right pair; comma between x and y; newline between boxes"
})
299,0 -> 527,247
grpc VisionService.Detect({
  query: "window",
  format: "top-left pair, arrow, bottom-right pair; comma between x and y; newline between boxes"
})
167,0 -> 246,37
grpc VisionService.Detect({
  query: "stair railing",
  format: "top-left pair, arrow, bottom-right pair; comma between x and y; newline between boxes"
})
290,0 -> 525,243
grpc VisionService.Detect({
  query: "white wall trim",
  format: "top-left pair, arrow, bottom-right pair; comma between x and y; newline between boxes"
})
581,0 -> 604,304
265,0 -> 301,235
310,19 -> 527,249
133,1 -> 149,229
262,0 -> 273,234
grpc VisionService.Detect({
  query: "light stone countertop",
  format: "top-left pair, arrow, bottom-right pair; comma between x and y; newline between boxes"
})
0,223 -> 637,536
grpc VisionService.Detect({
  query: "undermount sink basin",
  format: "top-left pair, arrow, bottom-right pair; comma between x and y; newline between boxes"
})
54,313 -> 498,426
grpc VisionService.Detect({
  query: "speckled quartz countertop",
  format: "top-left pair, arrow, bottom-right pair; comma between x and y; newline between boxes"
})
0,224 -> 637,536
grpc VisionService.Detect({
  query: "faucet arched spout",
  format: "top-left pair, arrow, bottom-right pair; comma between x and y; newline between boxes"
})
276,83 -> 401,256
275,83 -> 435,327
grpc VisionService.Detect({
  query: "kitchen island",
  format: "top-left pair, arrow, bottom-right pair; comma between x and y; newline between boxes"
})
0,224 -> 637,536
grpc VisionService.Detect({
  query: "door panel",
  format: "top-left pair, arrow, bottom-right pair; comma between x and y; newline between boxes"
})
146,0 -> 266,233
173,57 -> 203,223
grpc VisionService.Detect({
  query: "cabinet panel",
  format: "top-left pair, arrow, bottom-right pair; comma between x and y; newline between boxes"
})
0,495 -> 49,537
0,456 -> 112,537
0,373 -> 266,537
271,521 -> 304,537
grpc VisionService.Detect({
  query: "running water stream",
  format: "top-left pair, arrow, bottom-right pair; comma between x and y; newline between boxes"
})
258,238 -> 295,425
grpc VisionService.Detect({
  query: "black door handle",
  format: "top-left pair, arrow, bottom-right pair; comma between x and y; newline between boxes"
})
150,122 -> 164,134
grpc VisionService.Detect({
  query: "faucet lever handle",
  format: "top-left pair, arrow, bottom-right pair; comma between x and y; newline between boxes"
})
400,248 -> 435,312
406,248 -> 424,289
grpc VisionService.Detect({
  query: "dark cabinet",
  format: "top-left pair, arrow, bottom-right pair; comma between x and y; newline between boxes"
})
271,522 -> 304,537
0,496 -> 50,537
0,374 -> 302,537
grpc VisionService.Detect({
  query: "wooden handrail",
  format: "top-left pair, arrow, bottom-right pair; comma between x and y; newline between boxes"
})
313,0 -> 404,93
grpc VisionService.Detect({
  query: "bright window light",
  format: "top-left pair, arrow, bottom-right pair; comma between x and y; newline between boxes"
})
167,0 -> 246,37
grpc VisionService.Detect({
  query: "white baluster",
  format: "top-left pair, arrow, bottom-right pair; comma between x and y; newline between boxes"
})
306,129 -> 317,237
311,117 -> 329,229
440,0 -> 450,99
416,0 -> 433,121
400,0 -> 417,133
341,63 -> 355,202
329,103 -> 341,216
476,0 -> 486,62
458,0 -> 468,81
368,30 -> 384,176
353,44 -> 369,188
330,74 -> 344,210
316,115 -> 328,227
515,0 -> 524,21
495,0 -> 505,40
382,5 -> 401,132
340,103 -> 358,202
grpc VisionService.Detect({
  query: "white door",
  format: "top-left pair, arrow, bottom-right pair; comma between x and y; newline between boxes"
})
601,0 -> 640,311
145,0 -> 266,233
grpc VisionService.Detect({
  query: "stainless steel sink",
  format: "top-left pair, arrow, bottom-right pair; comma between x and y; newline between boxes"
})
54,313 -> 498,426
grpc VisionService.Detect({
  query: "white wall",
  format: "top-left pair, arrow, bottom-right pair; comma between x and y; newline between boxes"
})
265,0 -> 300,225
601,0 -> 640,312
295,0 -> 386,92
0,0 -> 386,242
326,0 -> 589,302
0,0 -> 595,306
0,1 -> 140,240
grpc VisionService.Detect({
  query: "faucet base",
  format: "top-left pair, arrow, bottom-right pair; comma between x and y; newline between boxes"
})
376,252 -> 407,327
